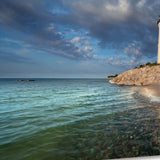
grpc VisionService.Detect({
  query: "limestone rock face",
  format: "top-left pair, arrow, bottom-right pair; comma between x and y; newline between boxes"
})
109,65 -> 160,86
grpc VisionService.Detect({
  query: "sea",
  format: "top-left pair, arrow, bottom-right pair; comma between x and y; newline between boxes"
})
0,78 -> 160,160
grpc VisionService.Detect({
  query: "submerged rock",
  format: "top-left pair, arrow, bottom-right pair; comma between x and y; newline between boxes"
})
110,65 -> 160,86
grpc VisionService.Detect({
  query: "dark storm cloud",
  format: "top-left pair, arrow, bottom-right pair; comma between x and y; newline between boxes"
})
59,0 -> 160,60
0,0 -> 92,60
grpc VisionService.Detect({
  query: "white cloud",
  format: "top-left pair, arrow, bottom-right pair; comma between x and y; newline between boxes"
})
105,0 -> 130,14
104,0 -> 131,21
84,46 -> 93,52
71,37 -> 80,43
137,0 -> 146,8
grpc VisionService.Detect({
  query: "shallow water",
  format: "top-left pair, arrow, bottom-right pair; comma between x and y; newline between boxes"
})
0,78 -> 160,160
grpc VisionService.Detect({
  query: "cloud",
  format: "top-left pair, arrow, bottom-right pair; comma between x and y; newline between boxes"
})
124,43 -> 142,60
0,0 -> 93,60
137,0 -> 146,8
84,46 -> 93,52
59,0 -> 159,59
71,37 -> 81,44
0,0 -> 159,64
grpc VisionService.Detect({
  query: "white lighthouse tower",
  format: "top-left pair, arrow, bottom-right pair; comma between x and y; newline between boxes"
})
157,16 -> 160,64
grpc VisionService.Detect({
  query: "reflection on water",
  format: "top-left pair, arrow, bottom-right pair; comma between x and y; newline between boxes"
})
134,85 -> 160,102
0,79 -> 160,160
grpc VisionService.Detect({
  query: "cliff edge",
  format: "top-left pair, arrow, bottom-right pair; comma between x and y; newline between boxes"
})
109,65 -> 160,86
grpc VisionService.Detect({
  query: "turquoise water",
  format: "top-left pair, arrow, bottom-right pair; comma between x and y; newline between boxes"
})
0,78 -> 160,160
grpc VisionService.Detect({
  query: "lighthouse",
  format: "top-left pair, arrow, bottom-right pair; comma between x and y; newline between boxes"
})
157,16 -> 160,64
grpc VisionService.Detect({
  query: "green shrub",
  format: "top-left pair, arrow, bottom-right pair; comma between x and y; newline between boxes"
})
134,62 -> 160,69
146,62 -> 151,66
139,64 -> 144,68
107,74 -> 118,79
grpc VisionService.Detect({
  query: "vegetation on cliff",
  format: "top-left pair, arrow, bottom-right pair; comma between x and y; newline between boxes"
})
107,74 -> 118,79
134,62 -> 160,69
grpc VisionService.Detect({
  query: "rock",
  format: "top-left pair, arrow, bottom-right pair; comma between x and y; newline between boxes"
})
26,80 -> 35,81
110,65 -> 160,86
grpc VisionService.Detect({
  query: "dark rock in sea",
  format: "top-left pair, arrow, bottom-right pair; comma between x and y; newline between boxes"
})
26,80 -> 35,81
17,80 -> 24,81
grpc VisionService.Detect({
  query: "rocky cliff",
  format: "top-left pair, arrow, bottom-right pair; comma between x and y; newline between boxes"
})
109,65 -> 160,86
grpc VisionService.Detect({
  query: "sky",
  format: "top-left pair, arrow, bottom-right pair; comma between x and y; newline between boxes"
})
0,0 -> 159,78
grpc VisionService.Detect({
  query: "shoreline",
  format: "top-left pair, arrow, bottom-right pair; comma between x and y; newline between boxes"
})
132,84 -> 160,103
